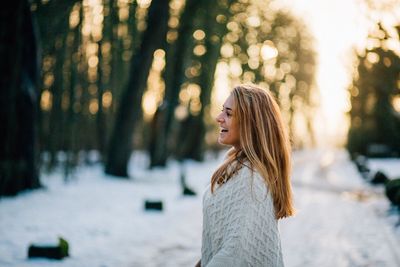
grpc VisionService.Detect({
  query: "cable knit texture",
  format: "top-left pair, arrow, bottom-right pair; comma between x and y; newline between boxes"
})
201,166 -> 284,267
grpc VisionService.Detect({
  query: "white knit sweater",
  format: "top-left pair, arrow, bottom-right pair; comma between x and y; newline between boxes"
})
201,166 -> 284,267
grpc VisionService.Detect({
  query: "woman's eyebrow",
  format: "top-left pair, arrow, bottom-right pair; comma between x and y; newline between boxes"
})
223,105 -> 233,111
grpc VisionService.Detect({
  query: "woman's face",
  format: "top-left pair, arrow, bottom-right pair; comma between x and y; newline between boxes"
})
216,94 -> 240,148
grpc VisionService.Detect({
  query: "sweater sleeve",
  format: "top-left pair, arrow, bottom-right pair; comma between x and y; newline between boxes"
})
205,170 -> 282,267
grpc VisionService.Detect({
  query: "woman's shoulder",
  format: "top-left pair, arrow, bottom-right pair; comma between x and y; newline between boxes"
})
237,164 -> 264,183
234,165 -> 268,194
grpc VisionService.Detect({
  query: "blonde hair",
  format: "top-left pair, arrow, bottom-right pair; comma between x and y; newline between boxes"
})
211,84 -> 294,219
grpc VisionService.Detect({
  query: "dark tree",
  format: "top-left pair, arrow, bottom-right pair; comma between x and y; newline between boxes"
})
347,23 -> 400,156
34,0 -> 79,171
148,0 -> 203,167
105,0 -> 170,177
175,0 -> 234,161
0,0 -> 41,196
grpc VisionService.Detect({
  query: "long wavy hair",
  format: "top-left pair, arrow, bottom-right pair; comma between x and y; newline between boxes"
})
211,84 -> 294,219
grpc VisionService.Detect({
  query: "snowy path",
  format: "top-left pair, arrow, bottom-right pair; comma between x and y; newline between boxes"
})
0,149 -> 400,267
281,150 -> 400,267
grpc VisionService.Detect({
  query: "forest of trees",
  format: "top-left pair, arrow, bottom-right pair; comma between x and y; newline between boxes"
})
0,0 -> 317,196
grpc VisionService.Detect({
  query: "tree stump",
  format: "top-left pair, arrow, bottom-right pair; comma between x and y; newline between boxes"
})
28,237 -> 69,260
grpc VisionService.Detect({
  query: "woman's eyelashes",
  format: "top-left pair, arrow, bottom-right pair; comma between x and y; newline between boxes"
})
221,108 -> 232,117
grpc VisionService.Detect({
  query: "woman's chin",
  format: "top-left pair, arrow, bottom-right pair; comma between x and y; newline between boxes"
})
217,137 -> 226,145
218,138 -> 230,146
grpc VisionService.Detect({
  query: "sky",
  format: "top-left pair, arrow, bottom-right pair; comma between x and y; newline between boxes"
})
280,0 -> 372,146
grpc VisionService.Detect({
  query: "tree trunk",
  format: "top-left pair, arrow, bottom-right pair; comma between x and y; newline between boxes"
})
110,0 -> 123,110
35,0 -> 78,52
148,0 -> 202,167
64,3 -> 82,180
0,0 -> 41,196
105,0 -> 170,177
177,0 -> 231,161
35,0 -> 77,170
96,37 -> 106,159
48,33 -> 66,169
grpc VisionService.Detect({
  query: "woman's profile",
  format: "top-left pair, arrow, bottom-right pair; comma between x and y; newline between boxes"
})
196,84 -> 294,267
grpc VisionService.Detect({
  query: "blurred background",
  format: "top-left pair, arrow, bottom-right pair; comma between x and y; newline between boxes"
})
1,0 -> 400,266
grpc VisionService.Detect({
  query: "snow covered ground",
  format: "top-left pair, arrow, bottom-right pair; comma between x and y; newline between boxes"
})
282,150 -> 400,267
0,149 -> 400,267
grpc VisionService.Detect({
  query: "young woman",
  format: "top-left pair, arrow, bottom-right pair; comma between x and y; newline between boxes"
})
196,84 -> 294,267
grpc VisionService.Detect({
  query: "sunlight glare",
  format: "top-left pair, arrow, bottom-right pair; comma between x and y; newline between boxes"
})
211,62 -> 231,117
40,90 -> 52,111
261,41 -> 278,61
393,96 -> 400,113
89,99 -> 99,115
193,30 -> 206,41
280,0 -> 372,146
102,91 -> 112,109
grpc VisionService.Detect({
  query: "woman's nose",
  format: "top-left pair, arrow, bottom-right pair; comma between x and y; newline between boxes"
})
216,112 -> 223,123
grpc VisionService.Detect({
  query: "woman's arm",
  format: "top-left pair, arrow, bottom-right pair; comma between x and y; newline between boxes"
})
194,259 -> 201,267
